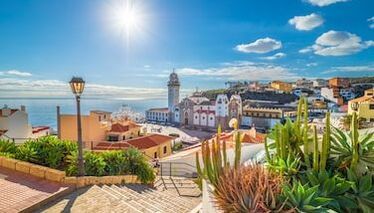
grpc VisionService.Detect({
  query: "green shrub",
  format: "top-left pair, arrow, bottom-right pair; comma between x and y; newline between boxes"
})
84,152 -> 106,176
15,145 -> 38,163
101,151 -> 126,175
123,148 -> 155,183
0,139 -> 16,154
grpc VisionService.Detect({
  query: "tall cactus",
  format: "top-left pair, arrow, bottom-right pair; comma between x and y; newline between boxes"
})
303,98 -> 311,169
351,112 -> 359,171
320,112 -> 331,171
196,125 -> 242,187
313,125 -> 319,172
234,131 -> 242,169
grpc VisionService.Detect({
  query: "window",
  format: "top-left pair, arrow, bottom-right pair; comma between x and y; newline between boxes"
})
370,104 -> 374,110
210,117 -> 213,120
122,135 -> 126,140
154,152 -> 157,158
163,146 -> 167,154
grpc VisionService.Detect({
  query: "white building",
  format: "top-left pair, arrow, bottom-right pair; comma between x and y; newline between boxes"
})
145,108 -> 169,123
313,79 -> 328,88
146,71 -> 180,124
0,105 -> 49,143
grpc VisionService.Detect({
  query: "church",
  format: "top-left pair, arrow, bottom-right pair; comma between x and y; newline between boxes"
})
145,71 -> 242,130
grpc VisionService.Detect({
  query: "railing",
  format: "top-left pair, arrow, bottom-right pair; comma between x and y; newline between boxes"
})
159,162 -> 197,178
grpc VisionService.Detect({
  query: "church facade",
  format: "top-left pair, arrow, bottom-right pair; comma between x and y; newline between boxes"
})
146,71 -> 242,130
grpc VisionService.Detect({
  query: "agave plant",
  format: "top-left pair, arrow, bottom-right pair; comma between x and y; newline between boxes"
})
281,181 -> 333,212
214,164 -> 285,213
345,169 -> 374,212
330,112 -> 374,175
304,171 -> 356,212
267,153 -> 301,177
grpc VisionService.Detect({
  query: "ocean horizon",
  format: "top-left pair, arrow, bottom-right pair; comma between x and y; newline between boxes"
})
0,98 -> 166,129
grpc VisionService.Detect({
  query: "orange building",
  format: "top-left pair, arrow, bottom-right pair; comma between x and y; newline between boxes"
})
59,110 -> 111,142
328,77 -> 350,88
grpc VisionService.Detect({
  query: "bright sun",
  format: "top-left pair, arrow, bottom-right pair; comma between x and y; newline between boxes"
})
108,0 -> 146,41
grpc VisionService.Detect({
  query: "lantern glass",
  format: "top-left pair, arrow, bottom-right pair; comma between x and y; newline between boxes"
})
69,77 -> 85,96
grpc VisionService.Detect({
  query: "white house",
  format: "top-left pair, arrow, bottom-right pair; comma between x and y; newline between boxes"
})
0,105 -> 49,143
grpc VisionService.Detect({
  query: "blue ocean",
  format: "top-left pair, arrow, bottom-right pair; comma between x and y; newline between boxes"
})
0,98 -> 166,129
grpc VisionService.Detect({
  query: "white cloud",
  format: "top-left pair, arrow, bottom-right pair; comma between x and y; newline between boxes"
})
235,37 -> 282,53
306,62 -> 318,67
0,70 -> 32,77
300,30 -> 374,56
368,17 -> 374,29
306,0 -> 349,7
323,65 -> 374,73
289,13 -> 324,31
176,61 -> 299,81
0,78 -> 167,99
260,52 -> 286,60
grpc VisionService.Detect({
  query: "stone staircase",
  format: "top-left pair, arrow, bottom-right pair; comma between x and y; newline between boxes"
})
41,183 -> 201,213
155,176 -> 202,197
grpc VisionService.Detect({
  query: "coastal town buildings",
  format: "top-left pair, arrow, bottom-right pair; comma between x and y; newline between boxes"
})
0,105 -> 50,143
296,78 -> 314,89
313,79 -> 328,88
348,88 -> 374,122
270,81 -> 293,93
59,110 -> 111,142
241,103 -> 297,129
321,77 -> 355,106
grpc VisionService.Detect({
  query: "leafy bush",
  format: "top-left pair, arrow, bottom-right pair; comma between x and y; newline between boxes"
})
84,152 -> 106,176
0,139 -> 17,154
123,148 -> 155,184
101,151 -> 126,175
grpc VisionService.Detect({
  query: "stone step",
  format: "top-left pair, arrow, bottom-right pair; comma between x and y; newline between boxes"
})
100,185 -> 143,213
110,185 -> 164,213
126,186 -> 198,210
117,185 -> 190,212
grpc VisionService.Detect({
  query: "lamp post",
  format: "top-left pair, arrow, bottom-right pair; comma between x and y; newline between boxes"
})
69,77 -> 85,176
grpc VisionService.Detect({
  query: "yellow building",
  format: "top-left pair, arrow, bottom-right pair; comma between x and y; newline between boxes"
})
348,88 -> 374,122
106,121 -> 142,141
59,110 -> 111,142
270,81 -> 292,93
93,134 -> 173,159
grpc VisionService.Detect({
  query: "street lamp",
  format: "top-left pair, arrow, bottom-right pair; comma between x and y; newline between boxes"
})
69,77 -> 85,176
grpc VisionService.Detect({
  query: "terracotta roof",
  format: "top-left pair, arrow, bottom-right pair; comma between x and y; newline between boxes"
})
0,129 -> 8,137
242,132 -> 266,143
0,109 -> 18,117
32,126 -> 50,134
93,134 -> 173,151
110,123 -> 130,132
126,134 -> 173,149
215,130 -> 266,144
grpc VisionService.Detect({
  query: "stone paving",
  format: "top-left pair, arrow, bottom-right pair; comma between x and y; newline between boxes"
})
0,167 -> 71,213
40,182 -> 202,213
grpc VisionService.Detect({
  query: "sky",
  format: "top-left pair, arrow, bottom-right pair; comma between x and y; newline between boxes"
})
0,0 -> 373,100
